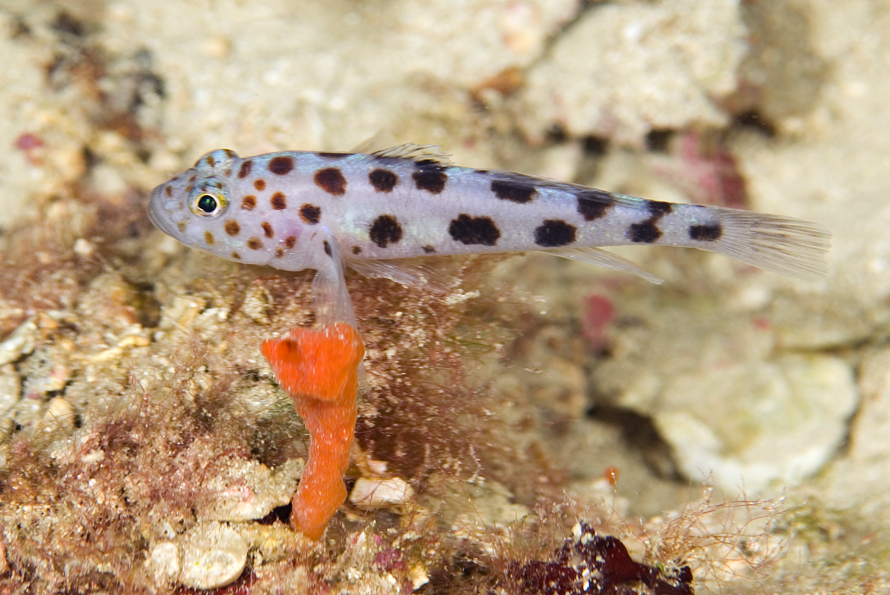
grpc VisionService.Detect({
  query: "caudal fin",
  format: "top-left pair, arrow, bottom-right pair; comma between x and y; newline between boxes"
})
712,209 -> 831,280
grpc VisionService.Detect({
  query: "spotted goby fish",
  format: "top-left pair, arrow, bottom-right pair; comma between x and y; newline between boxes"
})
148,144 -> 830,323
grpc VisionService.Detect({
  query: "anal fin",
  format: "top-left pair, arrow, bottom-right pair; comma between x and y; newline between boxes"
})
548,246 -> 664,284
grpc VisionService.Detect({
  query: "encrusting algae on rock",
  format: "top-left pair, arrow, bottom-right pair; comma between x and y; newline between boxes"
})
260,323 -> 365,540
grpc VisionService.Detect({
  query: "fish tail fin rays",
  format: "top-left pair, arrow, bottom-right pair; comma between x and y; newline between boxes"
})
707,209 -> 831,281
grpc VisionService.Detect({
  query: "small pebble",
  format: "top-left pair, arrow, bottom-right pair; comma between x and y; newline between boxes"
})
0,318 -> 38,365
350,477 -> 415,509
179,522 -> 248,590
40,397 -> 75,433
147,540 -> 181,584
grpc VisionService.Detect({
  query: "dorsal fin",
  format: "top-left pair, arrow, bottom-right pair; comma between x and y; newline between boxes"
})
368,143 -> 453,166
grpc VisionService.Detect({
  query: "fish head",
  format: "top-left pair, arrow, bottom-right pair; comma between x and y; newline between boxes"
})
148,149 -> 288,268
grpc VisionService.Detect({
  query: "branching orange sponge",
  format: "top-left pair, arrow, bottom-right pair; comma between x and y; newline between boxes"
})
260,323 -> 364,540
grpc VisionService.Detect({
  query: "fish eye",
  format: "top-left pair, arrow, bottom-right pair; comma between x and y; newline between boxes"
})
188,179 -> 229,218
197,194 -> 218,213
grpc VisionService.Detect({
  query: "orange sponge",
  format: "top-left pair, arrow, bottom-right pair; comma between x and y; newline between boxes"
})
260,323 -> 364,540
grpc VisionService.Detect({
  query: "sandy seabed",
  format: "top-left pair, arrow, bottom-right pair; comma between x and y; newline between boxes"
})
0,1 -> 887,593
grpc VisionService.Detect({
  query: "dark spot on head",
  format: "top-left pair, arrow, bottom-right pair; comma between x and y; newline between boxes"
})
369,214 -> 403,248
268,156 -> 295,175
261,222 -> 274,238
204,231 -> 215,245
164,185 -> 172,197
231,252 -> 241,260
314,168 -> 347,195
413,170 -> 447,194
534,219 -> 577,247
448,214 -> 500,246
254,179 -> 266,191
189,175 -> 197,183
369,169 -> 398,193
224,220 -> 240,236
648,201 -> 673,217
577,189 -> 615,221
318,152 -> 351,159
628,221 -> 662,243
285,236 -> 297,249
299,204 -> 321,224
177,220 -> 187,232
491,179 -> 537,204
206,155 -> 216,167
324,240 -> 332,257
224,149 -> 236,159
689,223 -> 723,241
352,246 -> 362,255
422,245 -> 436,254
247,237 -> 263,250
241,195 -> 256,210
185,185 -> 193,194
275,247 -> 284,258
270,192 -> 287,210
224,169 -> 232,177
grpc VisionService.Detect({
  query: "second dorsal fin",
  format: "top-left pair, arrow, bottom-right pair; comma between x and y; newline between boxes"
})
367,143 -> 453,166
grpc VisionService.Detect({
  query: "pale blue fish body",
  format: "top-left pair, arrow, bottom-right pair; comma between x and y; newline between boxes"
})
148,144 -> 830,322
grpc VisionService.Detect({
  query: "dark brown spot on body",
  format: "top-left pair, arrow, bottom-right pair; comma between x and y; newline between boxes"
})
369,169 -> 398,193
627,199 -> 673,244
314,168 -> 347,195
352,246 -> 362,255
413,170 -> 447,194
261,222 -> 274,238
324,240 -> 332,257
285,236 -> 297,249
241,196 -> 256,210
369,214 -> 403,248
629,221 -> 662,243
204,231 -> 215,245
231,252 -> 241,260
268,156 -> 295,175
534,219 -> 577,247
491,179 -> 537,204
270,192 -> 287,210
225,220 -> 240,236
247,237 -> 263,250
238,160 -> 253,178
164,186 -> 172,197
577,189 -> 615,221
299,204 -> 321,224
648,201 -> 673,217
448,214 -> 500,246
275,247 -> 284,258
318,152 -> 351,159
689,223 -> 723,241
422,245 -> 436,254
254,179 -> 266,191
